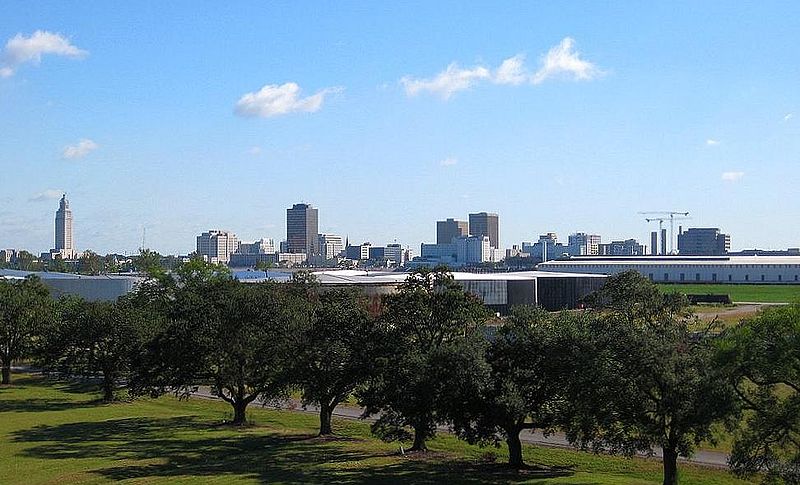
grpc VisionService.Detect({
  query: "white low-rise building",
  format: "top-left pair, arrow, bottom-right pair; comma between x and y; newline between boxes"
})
538,256 -> 800,284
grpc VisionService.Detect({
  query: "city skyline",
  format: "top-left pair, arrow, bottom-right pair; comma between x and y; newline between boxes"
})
2,3 -> 799,254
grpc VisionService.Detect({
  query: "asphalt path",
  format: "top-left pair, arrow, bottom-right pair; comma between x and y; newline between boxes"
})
191,387 -> 730,468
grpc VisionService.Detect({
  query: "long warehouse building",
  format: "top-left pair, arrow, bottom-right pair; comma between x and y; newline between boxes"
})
538,256 -> 800,284
234,269 -> 606,314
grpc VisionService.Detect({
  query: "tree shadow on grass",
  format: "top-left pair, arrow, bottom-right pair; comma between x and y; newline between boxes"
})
12,416 -> 578,484
0,398 -> 98,413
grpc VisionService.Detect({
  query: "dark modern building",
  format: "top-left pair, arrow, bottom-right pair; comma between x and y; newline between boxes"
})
677,228 -> 730,255
436,218 -> 469,244
286,203 -> 319,256
468,212 -> 499,249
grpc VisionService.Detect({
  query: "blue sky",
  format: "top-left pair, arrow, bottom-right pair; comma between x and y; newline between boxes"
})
1,2 -> 799,255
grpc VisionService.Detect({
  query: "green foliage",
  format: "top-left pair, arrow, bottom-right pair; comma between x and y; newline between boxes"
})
46,255 -> 71,273
573,271 -> 738,485
131,270 -> 305,425
37,296 -> 157,401
134,248 -> 163,276
291,286 -> 379,435
450,307 -> 584,467
717,304 -> 800,483
361,266 -> 490,451
78,250 -> 104,275
0,276 -> 52,384
13,250 -> 41,271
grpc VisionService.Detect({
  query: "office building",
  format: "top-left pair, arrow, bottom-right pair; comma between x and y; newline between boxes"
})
651,231 -> 658,256
456,235 -> 491,264
599,239 -> 646,256
286,203 -> 319,255
567,233 -> 601,256
196,230 -> 238,264
419,242 -> 458,264
345,242 -> 372,260
0,249 -> 15,264
53,194 -> 76,259
661,228 -> 668,255
229,252 -> 278,268
384,243 -> 405,266
318,234 -> 344,260
468,212 -> 499,249
237,238 -> 275,254
522,233 -> 569,261
436,218 -> 469,244
677,228 -> 731,255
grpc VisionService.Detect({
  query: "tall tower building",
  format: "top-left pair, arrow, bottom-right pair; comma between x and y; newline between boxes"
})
286,203 -> 319,255
468,212 -> 499,249
55,194 -> 74,253
436,218 -> 469,244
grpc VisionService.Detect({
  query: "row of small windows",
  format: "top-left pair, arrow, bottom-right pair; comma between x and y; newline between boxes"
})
647,273 -> 799,282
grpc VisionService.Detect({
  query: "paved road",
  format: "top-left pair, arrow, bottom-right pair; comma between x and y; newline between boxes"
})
192,388 -> 730,468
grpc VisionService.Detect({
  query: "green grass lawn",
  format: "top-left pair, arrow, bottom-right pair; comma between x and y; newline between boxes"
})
0,374 -> 755,485
658,283 -> 800,303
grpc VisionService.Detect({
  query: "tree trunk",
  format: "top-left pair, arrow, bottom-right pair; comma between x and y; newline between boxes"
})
102,374 -> 115,402
319,402 -> 334,435
506,427 -> 524,468
1,364 -> 10,385
231,399 -> 248,426
409,423 -> 428,452
662,447 -> 679,485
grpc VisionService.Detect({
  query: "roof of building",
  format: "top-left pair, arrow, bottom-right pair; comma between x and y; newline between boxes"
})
231,269 -> 606,285
0,269 -> 145,281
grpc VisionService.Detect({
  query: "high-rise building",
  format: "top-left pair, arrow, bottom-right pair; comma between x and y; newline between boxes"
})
318,234 -> 344,260
436,218 -> 469,244
196,230 -> 238,263
568,233 -> 601,256
286,203 -> 319,255
55,194 -> 74,254
468,212 -> 499,249
456,235 -> 491,264
651,231 -> 658,256
661,228 -> 668,255
677,228 -> 731,255
384,243 -> 405,266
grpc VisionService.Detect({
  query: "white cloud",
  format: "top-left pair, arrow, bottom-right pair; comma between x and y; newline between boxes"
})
532,37 -> 601,85
494,54 -> 527,85
62,138 -> 98,159
30,189 -> 64,202
401,38 -> 600,99
234,82 -> 341,118
721,171 -> 744,182
706,139 -> 720,146
401,64 -> 491,99
1,30 -> 87,78
247,146 -> 262,155
785,113 -> 794,122
439,157 -> 458,166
